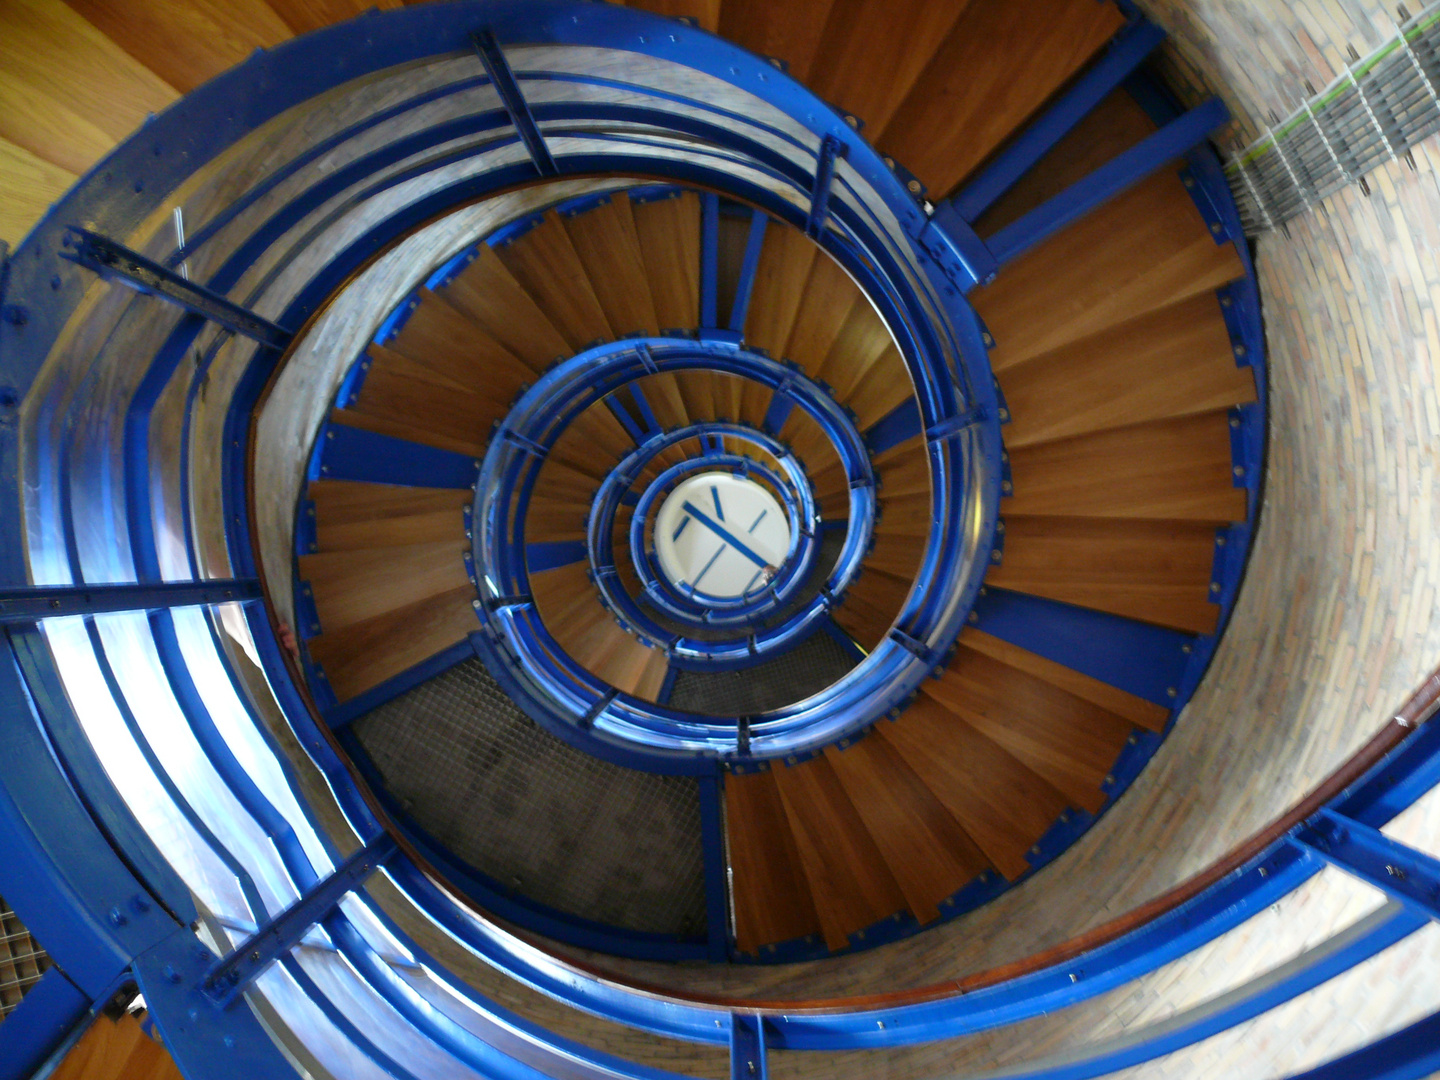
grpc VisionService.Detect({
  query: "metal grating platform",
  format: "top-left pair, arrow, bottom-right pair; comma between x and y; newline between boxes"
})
668,626 -> 857,716
351,658 -> 707,937
0,897 -> 48,1018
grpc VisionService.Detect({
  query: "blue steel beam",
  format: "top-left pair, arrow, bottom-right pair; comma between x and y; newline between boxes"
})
1293,808 -> 1440,920
987,98 -> 1231,266
805,135 -> 845,239
0,579 -> 260,624
0,966 -> 91,1080
471,30 -> 558,176
728,210 -> 769,333
60,230 -> 292,349
203,833 -> 398,1007
699,775 -> 731,962
1280,1006 -> 1440,1080
317,422 -> 479,488
730,1014 -> 768,1080
950,20 -> 1169,222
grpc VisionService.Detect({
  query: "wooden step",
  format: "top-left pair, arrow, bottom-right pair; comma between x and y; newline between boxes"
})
299,540 -> 472,632
877,0 -> 1126,196
824,735 -> 988,923
922,648 -> 1134,813
495,211 -> 613,350
632,191 -> 701,330
874,439 -> 930,499
882,697 -> 1069,880
772,754 -> 907,950
873,491 -> 934,537
441,243 -> 571,372
972,170 -> 1246,371
563,195 -> 662,337
814,297 -> 895,404
716,209 -> 753,333
386,291 -> 535,389
307,586 -> 478,702
974,90 -> 1159,236
958,629 -> 1169,732
726,769 -> 823,954
846,567 -> 912,616
308,481 -> 469,552
784,254 -> 858,381
1004,409 -> 1248,522
0,136 -> 75,245
327,407 -> 486,460
1000,292 -> 1257,449
523,497 -> 589,543
990,515 -> 1222,634
863,529 -> 924,582
846,345 -> 914,430
832,599 -> 892,653
807,0 -> 976,137
349,344 -> 516,451
743,220 -> 817,422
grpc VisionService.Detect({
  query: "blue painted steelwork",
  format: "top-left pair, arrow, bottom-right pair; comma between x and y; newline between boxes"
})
526,540 -> 589,573
865,398 -> 921,457
0,579 -> 260,623
472,30 -> 558,177
805,135 -> 845,239
987,98 -> 1231,265
1294,809 -> 1440,920
698,776 -> 730,963
730,1014 -> 768,1080
728,210 -> 769,333
1280,1006 -> 1440,1080
203,834 -> 397,1006
313,421 -> 480,489
917,200 -> 999,292
950,19 -> 1168,222
61,230 -> 293,350
0,966 -> 90,1080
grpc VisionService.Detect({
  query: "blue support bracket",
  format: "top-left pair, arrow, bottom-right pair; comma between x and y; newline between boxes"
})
925,403 -> 988,443
526,540 -> 588,573
318,422 -> 480,488
986,97 -> 1231,266
761,387 -> 796,436
202,833 -> 398,1008
60,229 -> 292,349
730,1014 -> 768,1080
0,579 -> 260,624
950,19 -> 1168,222
916,199 -> 998,293
698,775 -> 730,962
728,210 -> 769,333
471,30 -> 558,176
805,135 -> 846,239
1293,809 -> 1440,921
866,398 -> 922,455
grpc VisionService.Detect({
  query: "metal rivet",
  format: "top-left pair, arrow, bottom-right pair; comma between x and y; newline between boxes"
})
1210,221 -> 1222,233
1128,734 -> 1139,745
1167,687 -> 1178,697
1216,536 -> 1227,547
845,115 -> 859,129
1233,465 -> 1245,478
1182,643 -> 1192,654
1211,581 -> 1221,593
1030,845 -> 1041,855
1104,774 -> 1115,785
990,549 -> 1002,562
1183,176 -> 1195,188
471,599 -> 481,608
995,520 -> 1005,533
1234,344 -> 1247,358
1230,416 -> 1241,428
1221,296 -> 1233,308
967,611 -> 979,624
997,408 -> 1009,422
907,179 -> 921,193
1001,481 -> 1012,494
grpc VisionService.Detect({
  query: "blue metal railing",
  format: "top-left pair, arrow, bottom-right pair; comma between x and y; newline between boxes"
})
0,3 -> 1429,1080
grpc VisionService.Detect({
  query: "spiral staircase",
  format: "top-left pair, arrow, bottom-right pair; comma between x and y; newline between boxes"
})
1,1 -> 1439,1079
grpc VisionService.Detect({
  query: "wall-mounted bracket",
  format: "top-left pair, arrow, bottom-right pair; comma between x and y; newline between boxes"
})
472,29 -> 558,176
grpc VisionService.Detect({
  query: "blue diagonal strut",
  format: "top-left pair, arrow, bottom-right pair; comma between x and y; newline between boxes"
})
472,29 -> 558,176
0,579 -> 261,623
1293,808 -> 1440,921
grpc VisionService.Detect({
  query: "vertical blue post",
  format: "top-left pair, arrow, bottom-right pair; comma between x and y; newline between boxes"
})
701,193 -> 720,329
699,774 -> 730,962
730,1014 -> 768,1080
728,210 -> 769,333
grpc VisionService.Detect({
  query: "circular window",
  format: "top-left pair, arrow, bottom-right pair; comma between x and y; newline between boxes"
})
652,472 -> 791,603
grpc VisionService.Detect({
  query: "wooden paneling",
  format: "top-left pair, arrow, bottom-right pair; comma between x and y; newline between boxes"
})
924,648 -> 1133,813
309,481 -> 469,552
62,0 -> 292,93
878,0 -> 1125,196
718,0 -> 836,83
883,696 -> 1067,880
300,540 -> 472,631
772,755 -> 907,950
958,629 -> 1169,732
443,244 -> 571,372
1000,292 -> 1256,449
386,293 -> 534,390
991,515 -> 1222,634
496,212 -> 614,350
975,90 -> 1158,235
0,135 -> 76,245
1005,410 -> 1249,522
726,770 -> 822,953
632,191 -> 701,330
563,196 -> 661,336
825,735 -> 988,923
972,170 -> 1246,371
307,586 -> 478,700
807,0 -> 976,135
53,1014 -> 183,1080
0,0 -> 177,174
269,0 -> 404,34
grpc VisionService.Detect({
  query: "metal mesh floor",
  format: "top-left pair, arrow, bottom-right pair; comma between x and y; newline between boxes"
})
352,658 -> 707,937
668,626 -> 857,716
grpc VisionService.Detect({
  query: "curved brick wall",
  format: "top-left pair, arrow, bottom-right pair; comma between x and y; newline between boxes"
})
543,9 -> 1440,1076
